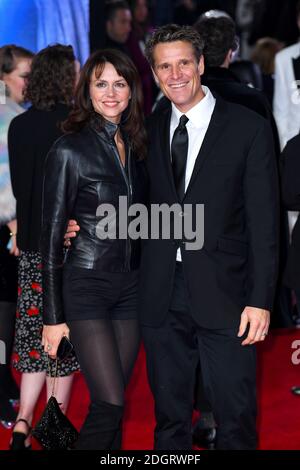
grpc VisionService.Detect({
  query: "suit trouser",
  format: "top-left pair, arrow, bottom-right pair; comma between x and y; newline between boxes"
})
142,262 -> 257,450
194,360 -> 212,413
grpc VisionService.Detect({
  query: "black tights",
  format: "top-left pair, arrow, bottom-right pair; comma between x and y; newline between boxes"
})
0,302 -> 19,397
68,318 -> 140,449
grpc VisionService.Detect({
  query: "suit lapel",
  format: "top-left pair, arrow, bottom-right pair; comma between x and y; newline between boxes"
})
158,106 -> 178,198
183,97 -> 228,200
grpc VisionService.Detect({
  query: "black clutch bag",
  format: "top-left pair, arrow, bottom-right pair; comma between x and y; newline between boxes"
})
32,395 -> 78,450
57,335 -> 74,360
32,357 -> 78,450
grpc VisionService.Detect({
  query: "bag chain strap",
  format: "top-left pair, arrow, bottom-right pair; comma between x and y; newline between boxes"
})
47,356 -> 58,397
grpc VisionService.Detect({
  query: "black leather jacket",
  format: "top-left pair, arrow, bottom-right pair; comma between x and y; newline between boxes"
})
41,118 -> 148,325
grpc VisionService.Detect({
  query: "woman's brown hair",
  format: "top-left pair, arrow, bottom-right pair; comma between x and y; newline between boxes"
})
63,48 -> 147,160
24,44 -> 76,110
251,38 -> 282,75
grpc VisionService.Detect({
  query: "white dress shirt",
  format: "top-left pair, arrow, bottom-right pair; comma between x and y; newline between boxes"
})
169,85 -> 216,261
273,43 -> 300,237
273,42 -> 300,150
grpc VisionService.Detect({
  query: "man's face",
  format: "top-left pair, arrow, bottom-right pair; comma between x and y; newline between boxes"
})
152,41 -> 205,113
107,9 -> 132,44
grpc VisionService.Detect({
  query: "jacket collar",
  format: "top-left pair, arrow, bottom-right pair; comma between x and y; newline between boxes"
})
89,113 -> 119,141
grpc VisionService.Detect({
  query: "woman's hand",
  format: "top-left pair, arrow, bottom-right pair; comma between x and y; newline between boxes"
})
42,323 -> 70,359
7,219 -> 20,256
64,219 -> 80,247
9,234 -> 20,256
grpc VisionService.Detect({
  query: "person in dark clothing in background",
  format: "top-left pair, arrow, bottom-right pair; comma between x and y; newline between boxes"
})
0,44 -> 34,430
174,0 -> 238,25
104,1 -> 132,55
251,37 -> 282,107
281,133 -> 300,396
174,0 -> 200,26
249,0 -> 300,48
8,45 -> 79,450
127,0 -> 155,115
195,14 -> 280,153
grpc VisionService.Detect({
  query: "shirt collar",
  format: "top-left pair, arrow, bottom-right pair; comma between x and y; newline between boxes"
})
171,86 -> 216,129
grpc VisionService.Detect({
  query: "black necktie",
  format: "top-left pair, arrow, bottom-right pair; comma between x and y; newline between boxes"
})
171,115 -> 189,201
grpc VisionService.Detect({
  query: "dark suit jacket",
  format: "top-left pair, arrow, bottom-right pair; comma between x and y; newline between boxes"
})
281,133 -> 300,289
139,97 -> 279,329
8,103 -> 70,251
202,67 -> 280,156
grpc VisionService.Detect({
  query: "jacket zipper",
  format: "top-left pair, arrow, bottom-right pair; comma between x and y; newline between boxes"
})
111,140 -> 132,272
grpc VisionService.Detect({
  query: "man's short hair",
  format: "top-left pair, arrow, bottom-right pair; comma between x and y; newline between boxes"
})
194,16 -> 238,68
145,24 -> 204,68
105,0 -> 130,22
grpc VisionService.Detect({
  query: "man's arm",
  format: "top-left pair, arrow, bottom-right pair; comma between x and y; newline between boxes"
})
239,119 -> 279,345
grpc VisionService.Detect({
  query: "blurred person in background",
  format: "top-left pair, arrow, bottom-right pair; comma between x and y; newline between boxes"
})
104,1 -> 132,55
273,1 -> 300,322
281,132 -> 300,395
8,45 -> 79,450
251,37 -> 283,106
174,0 -> 200,26
127,0 -> 155,114
249,0 -> 300,50
174,0 -> 237,25
273,0 -> 300,150
150,0 -> 174,26
195,13 -> 280,155
0,44 -> 33,429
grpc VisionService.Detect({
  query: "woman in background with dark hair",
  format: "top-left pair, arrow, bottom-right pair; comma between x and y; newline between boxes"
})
127,0 -> 155,114
8,44 -> 79,450
0,44 -> 33,429
41,49 -> 147,450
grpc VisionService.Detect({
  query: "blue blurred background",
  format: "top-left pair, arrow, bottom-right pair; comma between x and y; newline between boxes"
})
0,0 -> 89,64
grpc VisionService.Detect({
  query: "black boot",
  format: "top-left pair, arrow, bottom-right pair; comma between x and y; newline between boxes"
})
75,401 -> 123,450
111,423 -> 122,450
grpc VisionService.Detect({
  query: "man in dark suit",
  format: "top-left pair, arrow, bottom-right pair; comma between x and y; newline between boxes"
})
140,24 -> 279,450
191,14 -> 291,447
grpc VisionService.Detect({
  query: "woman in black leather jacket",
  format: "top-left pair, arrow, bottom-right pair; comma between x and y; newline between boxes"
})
41,49 -> 147,450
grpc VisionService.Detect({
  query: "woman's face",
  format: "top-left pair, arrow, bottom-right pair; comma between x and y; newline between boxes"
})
89,62 -> 131,124
3,58 -> 32,104
134,0 -> 148,23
